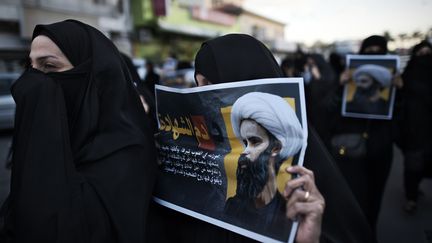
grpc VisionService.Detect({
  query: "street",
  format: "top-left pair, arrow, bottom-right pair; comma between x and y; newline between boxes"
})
0,132 -> 430,243
377,146 -> 432,243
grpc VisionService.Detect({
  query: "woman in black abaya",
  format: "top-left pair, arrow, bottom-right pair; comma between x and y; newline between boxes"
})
0,20 -> 156,242
147,34 -> 374,243
400,40 -> 432,212
327,36 -> 397,235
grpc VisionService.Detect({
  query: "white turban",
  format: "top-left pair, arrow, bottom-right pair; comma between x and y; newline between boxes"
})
353,64 -> 392,88
230,92 -> 304,159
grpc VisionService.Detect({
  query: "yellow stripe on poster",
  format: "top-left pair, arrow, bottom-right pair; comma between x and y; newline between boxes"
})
380,87 -> 390,100
346,69 -> 356,102
220,106 -> 242,199
278,97 -> 295,194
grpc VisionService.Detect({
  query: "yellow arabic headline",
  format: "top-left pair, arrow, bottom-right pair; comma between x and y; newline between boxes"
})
158,114 -> 210,141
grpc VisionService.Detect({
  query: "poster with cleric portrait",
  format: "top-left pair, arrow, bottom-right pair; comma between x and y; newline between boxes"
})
342,55 -> 400,119
153,78 -> 308,243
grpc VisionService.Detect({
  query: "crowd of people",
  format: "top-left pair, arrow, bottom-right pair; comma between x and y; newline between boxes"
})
0,19 -> 431,243
279,35 -> 432,223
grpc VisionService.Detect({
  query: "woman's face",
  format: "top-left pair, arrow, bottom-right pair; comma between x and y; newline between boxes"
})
195,73 -> 212,86
30,35 -> 73,73
355,73 -> 374,89
363,45 -> 384,54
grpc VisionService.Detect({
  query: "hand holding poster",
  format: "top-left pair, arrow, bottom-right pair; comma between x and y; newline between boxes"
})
154,78 -> 308,243
342,55 -> 400,119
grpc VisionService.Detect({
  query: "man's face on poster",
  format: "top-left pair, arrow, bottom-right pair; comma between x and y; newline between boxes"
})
239,119 -> 270,162
355,73 -> 381,98
355,73 -> 374,89
235,119 -> 280,199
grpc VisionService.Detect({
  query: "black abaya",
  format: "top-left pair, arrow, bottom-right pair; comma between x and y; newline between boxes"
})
400,41 -> 432,201
0,20 -> 156,243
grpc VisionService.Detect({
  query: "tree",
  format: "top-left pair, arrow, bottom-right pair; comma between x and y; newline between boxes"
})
398,33 -> 408,48
427,27 -> 432,39
411,31 -> 424,41
383,30 -> 395,42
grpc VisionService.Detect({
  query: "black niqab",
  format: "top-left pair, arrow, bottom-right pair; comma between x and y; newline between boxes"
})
149,34 -> 374,243
1,20 -> 156,243
404,41 -> 432,75
404,41 -> 432,81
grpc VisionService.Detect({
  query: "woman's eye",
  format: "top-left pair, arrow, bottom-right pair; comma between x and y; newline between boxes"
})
44,63 -> 57,69
40,63 -> 60,73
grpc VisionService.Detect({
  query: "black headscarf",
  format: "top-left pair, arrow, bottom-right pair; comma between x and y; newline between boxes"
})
33,21 -> 91,66
34,20 -> 153,161
1,20 -> 156,242
359,35 -> 388,55
403,41 -> 432,87
194,34 -> 283,84
148,34 -> 375,243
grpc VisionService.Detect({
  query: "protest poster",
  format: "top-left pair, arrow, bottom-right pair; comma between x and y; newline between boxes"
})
153,78 -> 308,243
342,55 -> 400,119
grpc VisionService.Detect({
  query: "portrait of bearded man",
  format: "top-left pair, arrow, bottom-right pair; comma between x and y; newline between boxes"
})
225,92 -> 304,235
346,64 -> 392,115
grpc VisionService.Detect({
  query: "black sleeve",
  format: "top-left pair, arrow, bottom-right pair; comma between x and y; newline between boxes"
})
304,127 -> 376,243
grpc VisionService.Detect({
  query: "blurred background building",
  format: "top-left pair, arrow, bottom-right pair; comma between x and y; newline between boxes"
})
131,0 -> 294,62
0,0 -> 296,69
0,0 -> 132,73
0,0 -> 134,131
1,0 -> 432,69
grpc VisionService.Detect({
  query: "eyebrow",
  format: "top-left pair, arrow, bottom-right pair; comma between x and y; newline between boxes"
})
30,55 -> 58,64
247,136 -> 262,141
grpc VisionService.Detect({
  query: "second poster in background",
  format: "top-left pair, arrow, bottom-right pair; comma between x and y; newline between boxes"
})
342,54 -> 400,120
154,78 -> 308,243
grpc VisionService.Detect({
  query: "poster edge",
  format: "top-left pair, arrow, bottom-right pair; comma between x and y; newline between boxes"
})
155,78 -> 304,94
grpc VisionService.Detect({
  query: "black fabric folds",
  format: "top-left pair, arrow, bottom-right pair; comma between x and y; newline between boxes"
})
120,53 -> 158,133
149,34 -> 374,243
0,20 -> 156,243
33,21 -> 91,66
194,33 -> 283,84
400,41 -> 432,180
402,41 -> 432,109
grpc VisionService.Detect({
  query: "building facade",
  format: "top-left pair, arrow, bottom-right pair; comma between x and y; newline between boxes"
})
0,0 -> 133,74
131,0 -> 293,63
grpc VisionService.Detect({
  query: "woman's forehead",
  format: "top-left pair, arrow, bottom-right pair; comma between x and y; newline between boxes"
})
30,35 -> 64,60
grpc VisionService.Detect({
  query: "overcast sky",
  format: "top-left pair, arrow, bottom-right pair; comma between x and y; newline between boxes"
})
244,0 -> 432,45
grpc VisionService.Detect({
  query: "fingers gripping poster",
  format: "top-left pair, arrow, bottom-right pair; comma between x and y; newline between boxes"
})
154,78 -> 308,243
